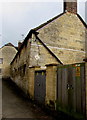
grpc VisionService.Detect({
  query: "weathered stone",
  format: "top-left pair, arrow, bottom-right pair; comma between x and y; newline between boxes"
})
0,45 -> 17,78
38,12 -> 87,64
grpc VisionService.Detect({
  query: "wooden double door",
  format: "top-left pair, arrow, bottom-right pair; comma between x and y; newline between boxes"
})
57,63 -> 86,118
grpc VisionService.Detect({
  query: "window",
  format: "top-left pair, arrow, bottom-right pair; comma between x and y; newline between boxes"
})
0,58 -> 3,64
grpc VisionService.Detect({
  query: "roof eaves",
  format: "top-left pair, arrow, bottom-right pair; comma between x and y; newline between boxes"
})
10,30 -> 38,65
33,12 -> 87,31
11,12 -> 65,64
1,43 -> 18,50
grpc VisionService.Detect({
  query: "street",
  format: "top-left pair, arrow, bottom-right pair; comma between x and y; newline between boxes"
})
2,79 -> 55,119
1,79 -> 77,120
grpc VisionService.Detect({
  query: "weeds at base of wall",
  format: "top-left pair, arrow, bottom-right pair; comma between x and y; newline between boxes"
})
55,102 -> 85,120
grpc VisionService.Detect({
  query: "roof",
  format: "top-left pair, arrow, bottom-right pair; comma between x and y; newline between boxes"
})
1,43 -> 18,50
4,43 -> 15,47
11,11 -> 87,65
11,29 -> 63,65
33,12 -> 87,31
11,30 -> 37,64
77,14 -> 87,28
33,13 -> 65,31
11,13 -> 65,65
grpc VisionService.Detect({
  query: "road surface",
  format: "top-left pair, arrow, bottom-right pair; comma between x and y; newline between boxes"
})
1,79 -> 77,120
2,79 -> 55,119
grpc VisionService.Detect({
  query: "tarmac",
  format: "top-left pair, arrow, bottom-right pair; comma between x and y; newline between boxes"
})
1,78 -> 78,120
2,79 -> 55,119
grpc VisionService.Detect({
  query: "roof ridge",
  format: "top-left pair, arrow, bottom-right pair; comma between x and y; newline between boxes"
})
33,12 -> 87,31
1,43 -> 18,50
33,12 -> 65,31
11,12 -> 87,64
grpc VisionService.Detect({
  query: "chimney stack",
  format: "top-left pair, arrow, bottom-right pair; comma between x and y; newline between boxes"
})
64,0 -> 77,14
18,41 -> 22,50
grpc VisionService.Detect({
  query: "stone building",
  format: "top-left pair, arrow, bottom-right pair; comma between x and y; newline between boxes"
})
33,0 -> 87,64
11,30 -> 62,94
11,0 -> 87,101
10,1 -> 87,119
0,43 -> 17,79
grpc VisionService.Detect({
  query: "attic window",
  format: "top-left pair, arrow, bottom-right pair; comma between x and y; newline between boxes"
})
0,58 -> 3,64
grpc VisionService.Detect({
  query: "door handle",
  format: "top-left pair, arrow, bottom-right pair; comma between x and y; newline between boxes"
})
67,84 -> 70,90
67,84 -> 73,90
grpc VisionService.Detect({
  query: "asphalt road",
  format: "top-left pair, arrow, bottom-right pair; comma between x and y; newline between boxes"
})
1,79 -> 77,120
2,79 -> 55,119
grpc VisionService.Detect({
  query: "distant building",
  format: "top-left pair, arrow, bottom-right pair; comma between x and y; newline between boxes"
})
0,43 -> 17,79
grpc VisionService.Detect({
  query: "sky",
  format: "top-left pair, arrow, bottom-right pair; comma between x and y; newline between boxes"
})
0,0 -> 87,47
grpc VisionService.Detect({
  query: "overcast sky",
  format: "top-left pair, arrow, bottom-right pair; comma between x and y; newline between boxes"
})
0,0 -> 87,47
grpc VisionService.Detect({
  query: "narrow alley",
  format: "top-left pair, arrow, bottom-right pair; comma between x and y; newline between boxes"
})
2,79 -> 54,119
1,79 -> 77,120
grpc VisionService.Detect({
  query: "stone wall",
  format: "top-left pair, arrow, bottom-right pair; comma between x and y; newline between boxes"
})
0,48 -> 2,78
85,62 -> 87,118
29,34 -> 59,67
38,12 -> 87,64
11,34 -> 59,95
45,64 -> 58,108
0,46 -> 17,78
28,67 -> 35,99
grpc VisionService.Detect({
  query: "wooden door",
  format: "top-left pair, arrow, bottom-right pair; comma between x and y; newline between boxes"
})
34,70 -> 46,104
